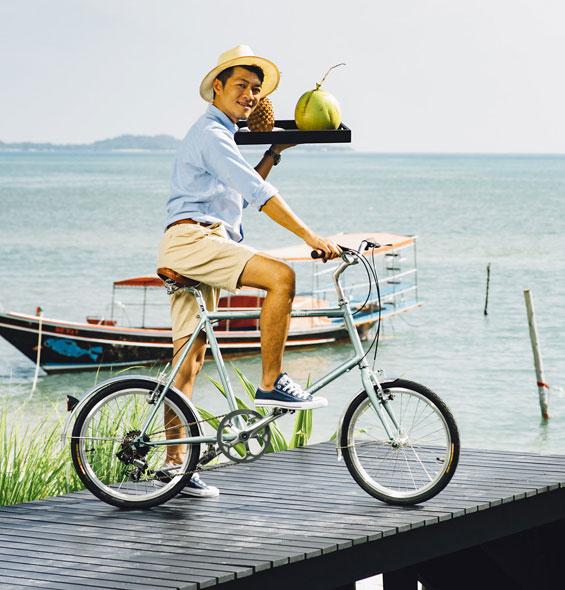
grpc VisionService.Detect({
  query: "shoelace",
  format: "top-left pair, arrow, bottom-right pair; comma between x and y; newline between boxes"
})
277,376 -> 310,400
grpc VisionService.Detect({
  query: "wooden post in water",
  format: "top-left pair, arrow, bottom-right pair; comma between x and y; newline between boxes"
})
484,263 -> 491,316
30,306 -> 43,394
523,289 -> 549,420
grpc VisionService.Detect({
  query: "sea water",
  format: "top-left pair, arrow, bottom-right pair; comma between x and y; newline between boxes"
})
1,151 -> 564,454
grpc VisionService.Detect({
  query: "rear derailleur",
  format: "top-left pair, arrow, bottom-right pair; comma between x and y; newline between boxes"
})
115,429 -> 150,480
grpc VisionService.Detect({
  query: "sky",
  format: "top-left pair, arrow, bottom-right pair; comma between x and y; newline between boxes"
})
1,0 -> 564,153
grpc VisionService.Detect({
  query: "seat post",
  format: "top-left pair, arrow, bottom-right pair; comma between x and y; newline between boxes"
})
187,286 -> 207,315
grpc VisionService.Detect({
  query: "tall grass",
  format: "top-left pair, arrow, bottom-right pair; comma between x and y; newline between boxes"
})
0,396 -> 83,506
0,365 -> 316,506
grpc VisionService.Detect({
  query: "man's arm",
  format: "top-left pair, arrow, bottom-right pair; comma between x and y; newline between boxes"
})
254,144 -> 294,180
261,194 -> 341,260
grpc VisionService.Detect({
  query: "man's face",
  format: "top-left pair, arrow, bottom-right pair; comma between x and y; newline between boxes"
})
212,66 -> 262,124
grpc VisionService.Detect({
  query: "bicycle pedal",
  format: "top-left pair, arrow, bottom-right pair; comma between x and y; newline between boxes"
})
198,444 -> 220,467
271,407 -> 294,415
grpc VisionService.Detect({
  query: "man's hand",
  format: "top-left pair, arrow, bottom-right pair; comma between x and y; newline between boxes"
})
305,234 -> 342,262
270,143 -> 296,153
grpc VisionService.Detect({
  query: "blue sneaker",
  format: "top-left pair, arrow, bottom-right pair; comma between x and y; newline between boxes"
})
255,373 -> 328,410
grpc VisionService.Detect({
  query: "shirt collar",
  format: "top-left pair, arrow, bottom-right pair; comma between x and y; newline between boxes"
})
207,104 -> 239,135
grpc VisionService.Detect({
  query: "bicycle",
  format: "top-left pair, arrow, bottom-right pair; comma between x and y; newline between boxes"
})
67,240 -> 460,509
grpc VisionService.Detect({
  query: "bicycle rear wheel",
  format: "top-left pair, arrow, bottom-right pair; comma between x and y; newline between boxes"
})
341,379 -> 459,505
71,378 -> 200,509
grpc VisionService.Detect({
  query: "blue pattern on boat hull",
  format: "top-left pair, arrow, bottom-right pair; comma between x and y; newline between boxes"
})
43,338 -> 103,361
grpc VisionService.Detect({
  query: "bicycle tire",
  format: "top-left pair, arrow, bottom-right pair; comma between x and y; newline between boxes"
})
71,378 -> 201,509
340,379 -> 459,505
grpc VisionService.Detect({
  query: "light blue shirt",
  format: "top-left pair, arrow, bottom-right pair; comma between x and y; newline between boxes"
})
167,104 -> 278,242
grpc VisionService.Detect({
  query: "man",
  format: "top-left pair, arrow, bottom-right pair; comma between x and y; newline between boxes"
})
157,45 -> 341,497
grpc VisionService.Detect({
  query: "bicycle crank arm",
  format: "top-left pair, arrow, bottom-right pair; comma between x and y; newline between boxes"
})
242,407 -> 290,439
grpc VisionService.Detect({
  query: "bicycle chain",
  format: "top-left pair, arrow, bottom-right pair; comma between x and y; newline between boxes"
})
150,411 -> 230,438
125,408 -> 273,482
145,456 -> 239,484
144,411 -> 245,481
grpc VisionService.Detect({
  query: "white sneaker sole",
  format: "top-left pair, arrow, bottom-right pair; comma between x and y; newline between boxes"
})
153,475 -> 220,498
178,486 -> 220,498
254,397 -> 328,410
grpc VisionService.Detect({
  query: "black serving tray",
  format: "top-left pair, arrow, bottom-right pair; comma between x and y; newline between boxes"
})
235,120 -> 351,145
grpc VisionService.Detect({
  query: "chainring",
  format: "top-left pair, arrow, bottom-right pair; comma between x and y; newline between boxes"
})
217,409 -> 272,463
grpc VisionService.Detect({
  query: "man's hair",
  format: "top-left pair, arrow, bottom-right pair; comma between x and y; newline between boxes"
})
213,65 -> 264,98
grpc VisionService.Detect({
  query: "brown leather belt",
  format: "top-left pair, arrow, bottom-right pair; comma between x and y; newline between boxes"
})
166,218 -> 214,231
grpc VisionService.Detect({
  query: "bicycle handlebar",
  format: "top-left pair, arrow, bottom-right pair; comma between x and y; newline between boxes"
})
310,240 -> 388,260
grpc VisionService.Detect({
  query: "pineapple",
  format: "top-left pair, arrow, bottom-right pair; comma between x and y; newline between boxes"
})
247,98 -> 275,132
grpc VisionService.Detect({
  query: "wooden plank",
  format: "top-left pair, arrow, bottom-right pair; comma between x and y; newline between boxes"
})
0,505 -> 348,550
0,528 -> 311,569
0,559 -> 180,589
0,503 -> 382,549
0,537 -> 252,582
0,514 -> 343,558
1,442 -> 565,590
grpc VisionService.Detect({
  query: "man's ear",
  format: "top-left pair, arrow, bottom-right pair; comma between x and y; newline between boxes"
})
212,78 -> 223,96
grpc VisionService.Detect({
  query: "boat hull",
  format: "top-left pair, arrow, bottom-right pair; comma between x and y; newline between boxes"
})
0,231 -> 422,373
0,312 -> 350,374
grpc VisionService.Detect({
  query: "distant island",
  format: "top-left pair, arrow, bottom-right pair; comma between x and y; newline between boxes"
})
0,133 -> 354,153
0,134 -> 181,152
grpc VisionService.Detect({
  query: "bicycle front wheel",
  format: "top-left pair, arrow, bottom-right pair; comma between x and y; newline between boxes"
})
71,378 -> 201,509
341,379 -> 459,505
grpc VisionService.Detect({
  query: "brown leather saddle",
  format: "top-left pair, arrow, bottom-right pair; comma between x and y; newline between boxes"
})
156,267 -> 200,289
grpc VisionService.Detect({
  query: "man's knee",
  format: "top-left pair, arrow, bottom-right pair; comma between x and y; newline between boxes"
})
274,263 -> 296,298
240,254 -> 296,297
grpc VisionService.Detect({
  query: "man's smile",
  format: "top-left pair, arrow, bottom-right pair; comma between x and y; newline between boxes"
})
212,67 -> 263,123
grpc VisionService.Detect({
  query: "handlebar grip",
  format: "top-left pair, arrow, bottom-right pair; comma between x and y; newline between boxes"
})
310,241 -> 388,260
310,244 -> 350,260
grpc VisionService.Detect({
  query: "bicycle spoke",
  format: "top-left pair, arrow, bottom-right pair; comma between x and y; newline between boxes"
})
341,381 -> 459,504
71,381 -> 201,508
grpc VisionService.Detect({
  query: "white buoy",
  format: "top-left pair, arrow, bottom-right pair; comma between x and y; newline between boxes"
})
523,290 -> 549,420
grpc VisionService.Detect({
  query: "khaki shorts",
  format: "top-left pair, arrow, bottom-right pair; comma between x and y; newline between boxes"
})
158,222 -> 256,341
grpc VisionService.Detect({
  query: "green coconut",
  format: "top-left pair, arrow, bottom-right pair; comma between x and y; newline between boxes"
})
294,64 -> 344,131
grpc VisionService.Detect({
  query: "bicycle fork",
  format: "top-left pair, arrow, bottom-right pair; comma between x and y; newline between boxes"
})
358,365 -> 406,444
339,287 -> 406,448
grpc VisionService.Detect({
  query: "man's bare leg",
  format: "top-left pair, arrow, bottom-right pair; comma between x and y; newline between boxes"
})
164,332 -> 207,464
238,253 -> 295,391
162,331 -> 219,496
172,332 -> 207,399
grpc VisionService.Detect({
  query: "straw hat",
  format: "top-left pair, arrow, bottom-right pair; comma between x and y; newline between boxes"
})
199,45 -> 280,102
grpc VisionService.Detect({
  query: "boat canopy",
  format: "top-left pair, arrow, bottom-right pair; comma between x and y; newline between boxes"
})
265,232 -> 415,261
114,275 -> 163,288
112,233 -> 416,286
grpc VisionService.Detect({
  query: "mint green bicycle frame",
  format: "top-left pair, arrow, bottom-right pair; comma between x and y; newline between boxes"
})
139,244 -> 401,450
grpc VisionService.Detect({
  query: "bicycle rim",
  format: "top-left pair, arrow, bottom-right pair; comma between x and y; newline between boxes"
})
342,380 -> 459,504
71,381 -> 200,508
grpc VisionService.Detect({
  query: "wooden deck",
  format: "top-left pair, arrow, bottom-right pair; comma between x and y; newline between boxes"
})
1,442 -> 565,589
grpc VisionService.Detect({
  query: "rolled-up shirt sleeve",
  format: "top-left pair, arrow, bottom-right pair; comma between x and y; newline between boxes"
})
202,125 -> 277,210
